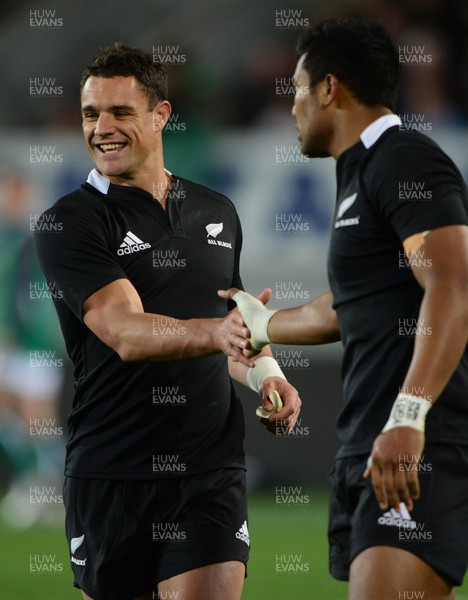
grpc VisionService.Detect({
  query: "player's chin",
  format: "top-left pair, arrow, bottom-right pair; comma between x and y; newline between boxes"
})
302,144 -> 327,159
300,137 -> 330,159
299,140 -> 314,158
96,158 -> 128,177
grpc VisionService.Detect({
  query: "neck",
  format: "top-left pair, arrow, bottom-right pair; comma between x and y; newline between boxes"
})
329,106 -> 393,159
103,157 -> 171,208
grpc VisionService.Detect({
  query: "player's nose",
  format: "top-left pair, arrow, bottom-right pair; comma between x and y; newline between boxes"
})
94,112 -> 117,136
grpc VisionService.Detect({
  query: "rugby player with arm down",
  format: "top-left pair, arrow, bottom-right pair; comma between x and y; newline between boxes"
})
34,44 -> 301,600
221,17 -> 468,600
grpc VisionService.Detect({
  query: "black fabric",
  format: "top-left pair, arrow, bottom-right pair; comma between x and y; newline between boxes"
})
328,445 -> 468,586
35,175 -> 246,479
64,468 -> 249,599
327,126 -> 468,457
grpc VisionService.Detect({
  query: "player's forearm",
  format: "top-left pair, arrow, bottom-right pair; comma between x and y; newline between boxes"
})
105,312 -> 223,362
228,346 -> 274,387
400,283 -> 468,403
268,291 -> 341,345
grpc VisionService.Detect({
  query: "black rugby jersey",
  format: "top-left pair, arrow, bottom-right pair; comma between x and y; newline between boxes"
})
328,116 -> 468,458
35,169 -> 246,479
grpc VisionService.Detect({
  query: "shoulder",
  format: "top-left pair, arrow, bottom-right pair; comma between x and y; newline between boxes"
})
368,127 -> 455,168
50,183 -> 106,212
34,184 -> 110,243
175,175 -> 238,216
39,184 -> 108,223
362,128 -> 465,194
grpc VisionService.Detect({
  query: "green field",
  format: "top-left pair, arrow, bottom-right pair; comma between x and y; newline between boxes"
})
1,492 -> 467,599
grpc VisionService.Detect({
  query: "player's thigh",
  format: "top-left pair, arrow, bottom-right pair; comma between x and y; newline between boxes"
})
158,560 -> 245,600
154,468 -> 249,585
349,546 -> 454,600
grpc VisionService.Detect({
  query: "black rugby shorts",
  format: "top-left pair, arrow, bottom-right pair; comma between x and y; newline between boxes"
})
64,468 -> 249,600
328,443 -> 468,586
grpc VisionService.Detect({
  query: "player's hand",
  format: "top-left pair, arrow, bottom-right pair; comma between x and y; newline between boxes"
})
363,427 -> 425,511
218,286 -> 272,306
258,377 -> 301,435
212,311 -> 255,368
218,287 -> 275,351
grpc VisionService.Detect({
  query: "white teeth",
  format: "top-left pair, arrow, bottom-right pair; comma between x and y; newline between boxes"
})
99,143 -> 125,152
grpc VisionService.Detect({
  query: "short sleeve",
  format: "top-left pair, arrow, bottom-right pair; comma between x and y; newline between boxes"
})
227,211 -> 244,312
34,203 -> 127,321
364,134 -> 468,242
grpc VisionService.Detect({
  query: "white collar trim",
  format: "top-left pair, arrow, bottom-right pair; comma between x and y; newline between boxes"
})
360,114 -> 401,149
86,168 -> 173,195
86,169 -> 111,194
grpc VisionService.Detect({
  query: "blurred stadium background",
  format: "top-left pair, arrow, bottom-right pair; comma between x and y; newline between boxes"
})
1,0 -> 467,598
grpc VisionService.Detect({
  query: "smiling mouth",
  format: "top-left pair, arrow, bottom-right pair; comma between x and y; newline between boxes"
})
96,143 -> 127,153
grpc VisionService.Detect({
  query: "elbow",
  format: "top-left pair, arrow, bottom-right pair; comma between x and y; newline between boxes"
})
117,343 -> 137,362
114,336 -> 144,363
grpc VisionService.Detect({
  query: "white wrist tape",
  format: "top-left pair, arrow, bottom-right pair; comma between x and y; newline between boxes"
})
382,393 -> 432,433
232,290 -> 276,350
246,356 -> 286,393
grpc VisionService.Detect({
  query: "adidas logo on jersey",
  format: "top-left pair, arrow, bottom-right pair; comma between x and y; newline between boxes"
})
235,520 -> 250,546
117,231 -> 151,256
377,503 -> 417,530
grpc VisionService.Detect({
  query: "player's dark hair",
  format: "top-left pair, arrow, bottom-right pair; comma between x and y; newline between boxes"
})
296,17 -> 400,111
80,43 -> 168,108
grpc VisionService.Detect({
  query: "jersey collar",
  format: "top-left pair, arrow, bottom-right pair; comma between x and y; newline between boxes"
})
86,168 -> 174,195
360,114 -> 402,149
87,169 -> 111,194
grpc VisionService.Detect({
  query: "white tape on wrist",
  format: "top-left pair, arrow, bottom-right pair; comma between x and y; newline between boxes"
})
246,356 -> 286,393
232,290 -> 276,350
382,393 -> 432,433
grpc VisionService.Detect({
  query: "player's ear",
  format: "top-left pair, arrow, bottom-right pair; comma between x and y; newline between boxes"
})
321,74 -> 339,107
152,100 -> 172,133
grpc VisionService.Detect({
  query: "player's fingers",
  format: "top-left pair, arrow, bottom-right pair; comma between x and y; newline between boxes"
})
228,346 -> 255,368
394,465 -> 413,511
272,403 -> 296,421
217,287 -> 240,300
226,310 -> 248,328
406,467 -> 421,500
363,455 -> 372,479
222,312 -> 251,341
232,323 -> 251,339
271,393 -> 300,430
381,463 -> 401,511
229,332 -> 252,352
369,462 -> 388,510
260,398 -> 275,412
224,335 -> 255,366
255,288 -> 272,306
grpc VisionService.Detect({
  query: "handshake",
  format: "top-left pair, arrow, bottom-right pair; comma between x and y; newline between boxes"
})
217,287 -> 276,351
218,288 -> 295,429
